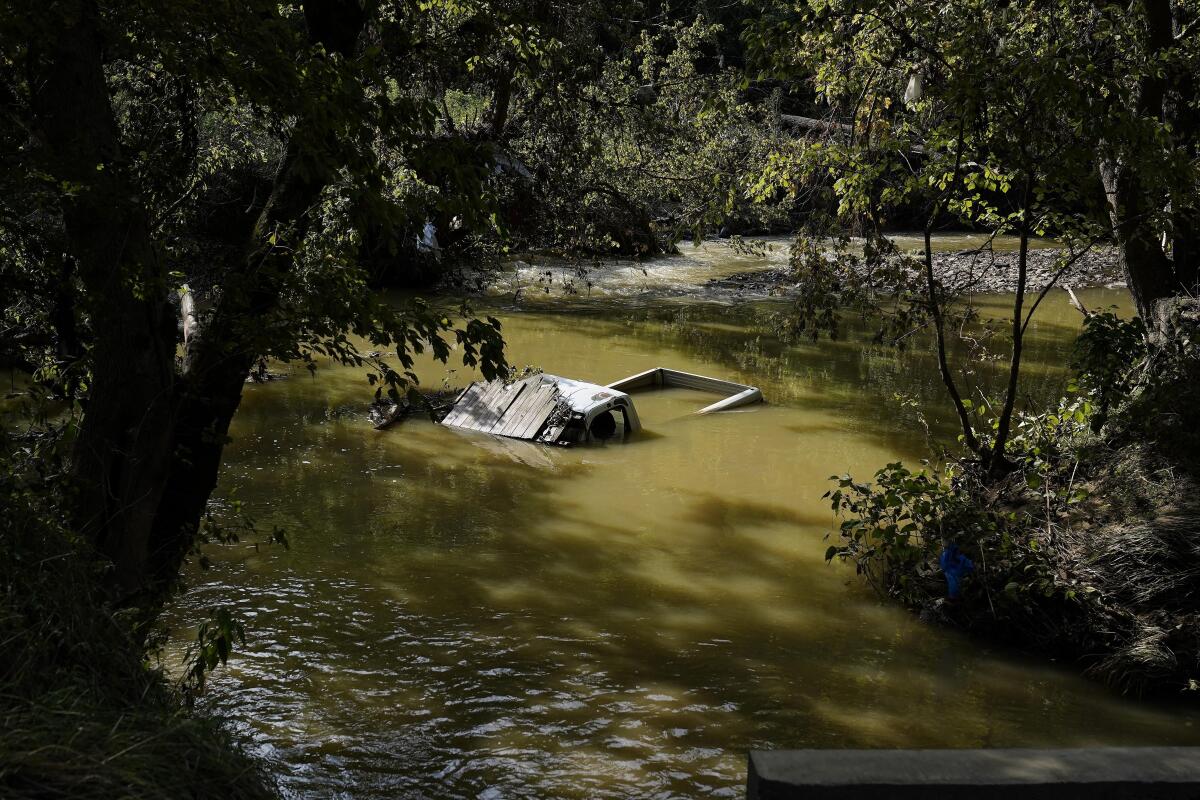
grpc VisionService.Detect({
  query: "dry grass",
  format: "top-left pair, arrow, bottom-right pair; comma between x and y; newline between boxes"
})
1061,445 -> 1200,694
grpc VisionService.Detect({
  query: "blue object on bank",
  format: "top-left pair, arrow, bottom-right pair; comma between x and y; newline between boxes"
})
939,543 -> 974,599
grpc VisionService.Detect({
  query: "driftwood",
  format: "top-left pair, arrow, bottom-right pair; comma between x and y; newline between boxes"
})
778,113 -> 927,156
1063,285 -> 1092,317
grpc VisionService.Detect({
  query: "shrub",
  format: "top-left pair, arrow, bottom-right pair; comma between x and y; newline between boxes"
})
824,397 -> 1097,628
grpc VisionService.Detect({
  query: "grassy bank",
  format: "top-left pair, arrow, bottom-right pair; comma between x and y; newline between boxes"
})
0,441 -> 275,800
826,305 -> 1200,695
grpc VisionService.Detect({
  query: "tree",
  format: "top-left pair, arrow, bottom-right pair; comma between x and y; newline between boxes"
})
745,0 -> 1189,474
1095,0 -> 1200,320
1,0 -> 506,613
394,1 -> 788,260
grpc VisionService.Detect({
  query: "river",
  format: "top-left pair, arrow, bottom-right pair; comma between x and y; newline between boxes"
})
162,238 -> 1200,799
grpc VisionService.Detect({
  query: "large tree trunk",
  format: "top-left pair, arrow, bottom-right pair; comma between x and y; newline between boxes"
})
1099,0 -> 1197,321
29,0 -> 371,607
489,62 -> 515,140
29,0 -> 179,597
1099,154 -> 1177,320
142,0 -> 371,599
146,137 -> 352,595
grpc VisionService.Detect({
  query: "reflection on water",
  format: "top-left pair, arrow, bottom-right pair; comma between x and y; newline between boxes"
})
163,265 -> 1198,799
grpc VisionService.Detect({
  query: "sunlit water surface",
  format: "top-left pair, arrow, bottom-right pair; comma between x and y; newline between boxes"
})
163,239 -> 1199,799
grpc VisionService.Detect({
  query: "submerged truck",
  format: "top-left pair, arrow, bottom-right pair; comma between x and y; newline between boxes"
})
438,367 -> 763,445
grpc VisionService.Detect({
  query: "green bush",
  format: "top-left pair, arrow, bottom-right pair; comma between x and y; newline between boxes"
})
824,396 -> 1096,619
824,318 -> 1200,693
1070,310 -> 1146,431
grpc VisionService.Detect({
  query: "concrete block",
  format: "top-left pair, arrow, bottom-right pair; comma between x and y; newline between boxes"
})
747,747 -> 1200,799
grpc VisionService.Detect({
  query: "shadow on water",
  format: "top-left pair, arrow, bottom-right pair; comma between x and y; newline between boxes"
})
164,286 -> 1186,800
519,297 -> 1078,453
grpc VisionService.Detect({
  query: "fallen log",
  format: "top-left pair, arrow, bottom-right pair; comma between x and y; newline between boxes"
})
779,114 -> 852,138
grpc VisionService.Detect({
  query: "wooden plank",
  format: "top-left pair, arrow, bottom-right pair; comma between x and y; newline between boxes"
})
492,381 -> 544,438
441,389 -> 476,427
510,384 -> 559,439
491,380 -> 537,438
448,382 -> 494,429
523,386 -> 561,438
444,378 -> 544,435
470,380 -> 510,432
467,379 -> 525,432
445,380 -> 502,431
511,382 -> 557,437
478,380 -> 528,434
458,380 -> 508,431
440,382 -> 485,428
439,386 -> 467,427
539,393 -> 571,441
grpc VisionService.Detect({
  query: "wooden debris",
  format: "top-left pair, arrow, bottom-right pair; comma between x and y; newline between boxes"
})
1063,285 -> 1092,317
440,375 -> 573,441
369,399 -> 412,430
436,367 -> 762,445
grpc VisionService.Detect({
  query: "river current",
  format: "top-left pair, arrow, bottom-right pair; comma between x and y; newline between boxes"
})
162,237 -> 1200,799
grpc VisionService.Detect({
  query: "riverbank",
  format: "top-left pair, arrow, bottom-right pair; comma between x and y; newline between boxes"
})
708,245 -> 1123,295
935,425 -> 1200,697
826,301 -> 1200,697
0,444 -> 275,800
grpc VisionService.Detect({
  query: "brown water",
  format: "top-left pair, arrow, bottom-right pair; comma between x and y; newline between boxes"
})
163,243 -> 1200,799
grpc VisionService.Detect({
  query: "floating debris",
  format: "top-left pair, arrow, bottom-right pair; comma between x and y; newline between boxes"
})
438,367 -> 762,445
369,398 -> 412,430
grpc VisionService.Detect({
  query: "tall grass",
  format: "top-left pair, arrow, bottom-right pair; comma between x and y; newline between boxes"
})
0,442 -> 275,799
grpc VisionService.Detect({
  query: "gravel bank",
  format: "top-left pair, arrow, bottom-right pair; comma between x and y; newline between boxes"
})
708,246 -> 1124,296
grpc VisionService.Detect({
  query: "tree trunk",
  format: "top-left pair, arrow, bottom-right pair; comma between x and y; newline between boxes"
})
142,0 -> 371,599
28,0 -> 371,608
29,0 -> 180,597
490,63 -> 515,140
1098,0 -> 1189,321
923,226 -> 979,456
146,137 -> 351,596
1099,154 -> 1177,320
989,227 -> 1028,478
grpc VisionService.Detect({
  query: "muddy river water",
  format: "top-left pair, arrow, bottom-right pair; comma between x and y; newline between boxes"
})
164,238 -> 1200,799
